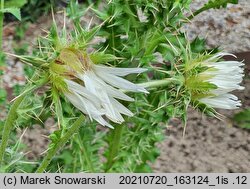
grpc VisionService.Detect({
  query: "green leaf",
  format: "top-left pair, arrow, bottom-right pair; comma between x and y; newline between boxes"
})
0,8 -> 21,20
7,54 -> 47,67
89,52 -> 118,64
5,0 -> 27,8
0,88 -> 7,104
190,0 -> 238,19
191,37 -> 206,53
82,25 -> 102,43
233,109 -> 250,129
52,87 -> 65,129
205,0 -> 238,9
91,7 -> 109,21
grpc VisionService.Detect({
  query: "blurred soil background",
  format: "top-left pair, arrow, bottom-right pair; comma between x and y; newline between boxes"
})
0,0 -> 250,172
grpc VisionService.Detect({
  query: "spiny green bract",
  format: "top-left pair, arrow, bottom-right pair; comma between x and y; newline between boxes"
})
14,17 -> 119,100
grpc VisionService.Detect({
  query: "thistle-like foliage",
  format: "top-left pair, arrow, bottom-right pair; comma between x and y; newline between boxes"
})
184,52 -> 244,111
14,18 -> 148,128
3,0 -> 243,173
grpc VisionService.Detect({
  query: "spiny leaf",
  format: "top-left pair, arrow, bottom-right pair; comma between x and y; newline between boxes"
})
205,0 -> 238,9
233,109 -> 250,129
6,53 -> 48,68
0,8 -> 21,20
52,87 -> 65,129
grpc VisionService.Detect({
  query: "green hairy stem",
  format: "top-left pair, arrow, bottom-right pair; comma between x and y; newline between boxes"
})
105,125 -> 123,172
139,78 -> 180,89
76,134 -> 95,172
0,0 -> 4,52
36,115 -> 85,173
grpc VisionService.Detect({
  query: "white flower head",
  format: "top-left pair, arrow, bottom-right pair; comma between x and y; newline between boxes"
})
53,48 -> 148,128
137,8 -> 148,23
185,52 -> 244,110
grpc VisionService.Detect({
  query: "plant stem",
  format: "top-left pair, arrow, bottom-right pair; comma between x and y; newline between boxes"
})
105,125 -> 123,172
76,134 -> 95,172
36,115 -> 84,173
0,74 -> 47,164
0,0 -> 4,52
0,14 -> 3,52
103,78 -> 178,172
0,0 -> 3,9
188,6 -> 207,20
139,78 -> 180,89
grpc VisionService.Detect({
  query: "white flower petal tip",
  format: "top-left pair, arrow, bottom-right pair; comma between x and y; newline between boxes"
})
137,87 -> 149,94
137,8 -> 148,23
206,52 -> 237,62
200,94 -> 242,110
239,86 -> 245,90
63,63 -> 146,127
193,52 -> 244,110
217,52 -> 237,58
93,64 -> 147,76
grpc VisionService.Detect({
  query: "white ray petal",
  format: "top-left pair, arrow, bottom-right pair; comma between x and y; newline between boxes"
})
81,72 -> 99,94
94,64 -> 147,76
83,72 -> 118,120
208,79 -> 243,90
206,52 -> 236,62
210,61 -> 244,67
64,92 -> 114,128
64,92 -> 103,121
78,71 -> 134,101
211,86 -> 245,95
92,115 -> 114,129
64,79 -> 101,107
64,61 -> 148,126
105,84 -> 135,101
80,71 -> 127,123
110,98 -> 134,117
200,94 -> 241,109
96,71 -> 148,93
64,93 -> 88,114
